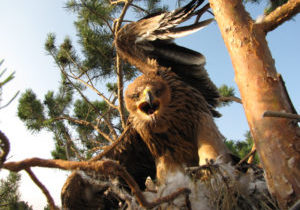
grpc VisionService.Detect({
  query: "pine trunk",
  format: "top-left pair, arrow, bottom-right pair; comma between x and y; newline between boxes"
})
209,0 -> 300,208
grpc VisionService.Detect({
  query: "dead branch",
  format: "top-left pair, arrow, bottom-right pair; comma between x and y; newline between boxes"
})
63,130 -> 85,160
65,67 -> 118,140
194,3 -> 211,23
263,110 -> 300,121
0,90 -> 20,110
68,71 -> 118,110
89,125 -> 130,161
0,130 -> 10,167
219,96 -> 242,104
116,56 -> 127,128
113,0 -> 133,129
247,145 -> 257,164
4,158 -> 190,208
55,115 -> 114,143
25,168 -> 59,210
110,0 -> 126,5
51,51 -> 118,139
238,146 -> 257,166
258,0 -> 300,33
131,3 -> 149,14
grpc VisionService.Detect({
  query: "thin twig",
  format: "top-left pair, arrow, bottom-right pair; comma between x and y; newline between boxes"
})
111,0 -> 126,5
0,90 -> 20,109
258,0 -> 300,33
219,96 -> 242,104
116,56 -> 127,128
115,0 -> 133,32
55,115 -> 114,143
131,3 -> 149,15
89,125 -> 130,161
4,158 -> 190,208
25,168 -> 59,210
263,110 -> 300,121
247,145 -> 256,164
80,0 -> 114,33
113,0 -> 133,128
0,130 -> 10,167
238,146 -> 257,165
194,3 -> 211,23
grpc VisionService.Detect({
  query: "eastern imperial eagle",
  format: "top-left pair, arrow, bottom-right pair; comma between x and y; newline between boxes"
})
115,0 -> 231,183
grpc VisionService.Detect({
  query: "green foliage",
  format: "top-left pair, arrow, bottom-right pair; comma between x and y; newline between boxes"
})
0,59 -> 20,110
226,131 -> 259,164
0,172 -> 33,210
44,33 -> 56,52
218,84 -> 235,107
17,89 -> 45,131
265,0 -> 288,14
244,0 -> 288,14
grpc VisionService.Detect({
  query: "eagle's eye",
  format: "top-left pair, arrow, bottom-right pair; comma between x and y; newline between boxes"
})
138,101 -> 160,115
130,93 -> 140,100
155,89 -> 161,97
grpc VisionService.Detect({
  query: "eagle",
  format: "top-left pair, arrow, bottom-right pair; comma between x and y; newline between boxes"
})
115,0 -> 231,183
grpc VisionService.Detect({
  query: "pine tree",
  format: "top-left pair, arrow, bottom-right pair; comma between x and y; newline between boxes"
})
15,0 -> 300,208
0,172 -> 33,210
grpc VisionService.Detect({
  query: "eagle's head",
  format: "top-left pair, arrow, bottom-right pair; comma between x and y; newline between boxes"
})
125,74 -> 171,132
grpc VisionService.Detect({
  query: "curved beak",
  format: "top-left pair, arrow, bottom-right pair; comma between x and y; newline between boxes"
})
144,89 -> 154,107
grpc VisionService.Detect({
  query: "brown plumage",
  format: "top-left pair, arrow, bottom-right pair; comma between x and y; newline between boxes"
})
116,0 -> 231,183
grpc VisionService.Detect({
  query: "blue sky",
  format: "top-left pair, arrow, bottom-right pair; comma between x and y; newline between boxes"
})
0,0 -> 299,209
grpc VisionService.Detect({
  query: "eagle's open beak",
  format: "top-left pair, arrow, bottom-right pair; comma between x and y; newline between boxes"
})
138,88 -> 160,115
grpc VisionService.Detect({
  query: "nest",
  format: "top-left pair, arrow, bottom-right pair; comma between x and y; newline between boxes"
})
61,158 -> 279,210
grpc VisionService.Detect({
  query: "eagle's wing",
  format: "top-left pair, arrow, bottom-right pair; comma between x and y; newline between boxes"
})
104,124 -> 156,189
116,0 -> 220,116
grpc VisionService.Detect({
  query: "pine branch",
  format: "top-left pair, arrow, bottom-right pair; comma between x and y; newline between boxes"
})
263,110 -> 300,121
113,0 -> 133,32
247,145 -> 256,164
258,0 -> 300,33
116,56 -> 127,128
0,130 -> 10,167
3,158 -> 190,209
131,3 -> 149,14
238,145 -> 256,165
63,129 -> 85,160
89,125 -> 130,161
55,115 -> 114,143
0,90 -> 20,110
69,73 -> 118,110
79,0 -> 114,33
219,96 -> 242,104
25,168 -> 59,210
66,69 -> 118,140
111,0 -> 133,128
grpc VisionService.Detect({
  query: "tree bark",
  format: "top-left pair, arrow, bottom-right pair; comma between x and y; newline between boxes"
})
209,0 -> 300,208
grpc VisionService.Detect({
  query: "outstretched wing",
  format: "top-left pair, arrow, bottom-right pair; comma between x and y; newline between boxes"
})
116,0 -> 220,116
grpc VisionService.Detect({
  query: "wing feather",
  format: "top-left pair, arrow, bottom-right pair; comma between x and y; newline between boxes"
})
116,0 -> 220,116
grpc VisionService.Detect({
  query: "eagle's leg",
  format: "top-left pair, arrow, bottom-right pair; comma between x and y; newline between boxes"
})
197,114 -> 230,165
